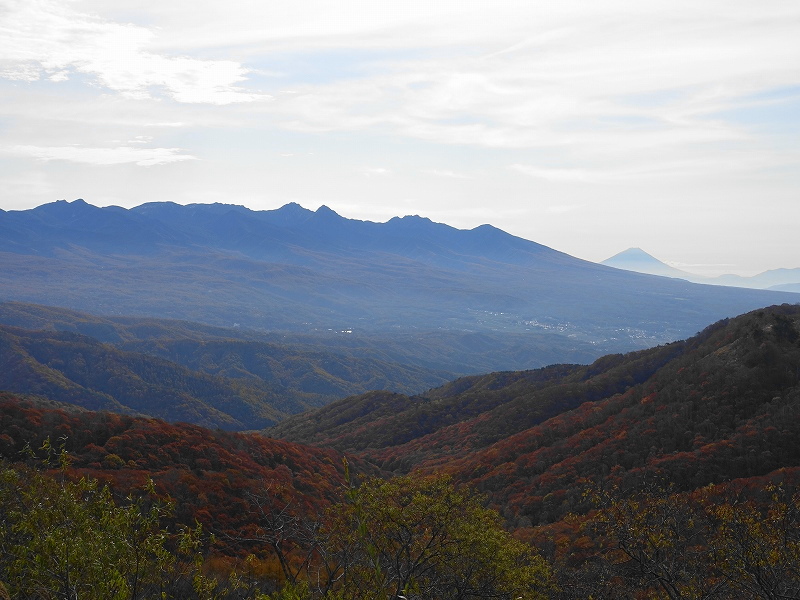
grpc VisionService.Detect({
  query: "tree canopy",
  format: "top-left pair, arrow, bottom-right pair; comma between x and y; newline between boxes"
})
323,472 -> 553,599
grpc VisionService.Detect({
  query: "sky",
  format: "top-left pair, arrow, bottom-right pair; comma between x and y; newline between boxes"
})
1,0 -> 799,277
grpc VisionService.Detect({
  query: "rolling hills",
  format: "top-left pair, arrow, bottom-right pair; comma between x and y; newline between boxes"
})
269,304 -> 800,525
0,314 -> 468,429
0,324 -> 289,428
0,301 -> 615,426
0,300 -> 605,377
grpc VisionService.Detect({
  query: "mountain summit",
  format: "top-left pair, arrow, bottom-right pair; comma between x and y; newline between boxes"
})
602,247 -> 694,279
603,247 -> 800,291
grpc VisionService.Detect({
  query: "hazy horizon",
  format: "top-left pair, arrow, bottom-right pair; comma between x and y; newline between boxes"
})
1,1 -> 799,277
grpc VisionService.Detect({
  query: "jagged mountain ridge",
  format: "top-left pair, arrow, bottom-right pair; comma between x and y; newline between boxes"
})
1,199 -> 552,266
1,200 -> 797,362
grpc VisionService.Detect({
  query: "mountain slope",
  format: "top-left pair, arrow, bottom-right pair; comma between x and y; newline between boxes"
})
267,344 -> 686,454
270,304 -> 800,525
116,338 -> 449,399
442,305 -> 800,525
713,268 -> 800,290
1,200 -> 797,364
772,282 -> 800,293
0,318 -> 479,428
0,325 -> 289,428
0,393 -> 377,556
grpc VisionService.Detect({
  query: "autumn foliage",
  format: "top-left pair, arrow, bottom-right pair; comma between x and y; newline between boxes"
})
2,304 -> 800,597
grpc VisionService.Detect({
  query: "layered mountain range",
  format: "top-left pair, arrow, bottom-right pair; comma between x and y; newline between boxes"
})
1,200 -> 796,372
603,247 -> 800,291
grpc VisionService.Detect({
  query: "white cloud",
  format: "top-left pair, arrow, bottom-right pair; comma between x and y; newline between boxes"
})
5,0 -> 798,145
0,170 -> 55,202
249,0 -> 800,169
510,165 -> 608,184
546,204 -> 587,214
47,70 -> 70,82
362,167 -> 392,176
508,141 -> 800,184
6,144 -> 197,167
0,0 -> 269,105
0,64 -> 40,82
424,169 -> 472,179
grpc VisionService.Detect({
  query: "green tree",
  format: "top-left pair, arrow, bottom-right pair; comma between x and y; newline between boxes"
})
576,482 -> 800,600
706,484 -> 800,599
0,445 -> 221,600
0,461 -> 168,599
326,472 -> 552,600
582,485 -> 723,599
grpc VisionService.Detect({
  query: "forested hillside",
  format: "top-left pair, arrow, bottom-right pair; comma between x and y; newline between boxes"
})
0,302 -> 474,427
0,325 -> 297,428
0,300 -> 603,386
271,305 -> 800,525
0,394 -> 372,550
2,304 -> 800,598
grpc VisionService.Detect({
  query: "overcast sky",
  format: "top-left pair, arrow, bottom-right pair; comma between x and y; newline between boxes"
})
1,0 -> 799,276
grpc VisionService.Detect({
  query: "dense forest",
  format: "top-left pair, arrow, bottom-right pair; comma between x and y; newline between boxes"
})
0,300 -> 611,404
0,308 -> 458,428
1,304 -> 800,597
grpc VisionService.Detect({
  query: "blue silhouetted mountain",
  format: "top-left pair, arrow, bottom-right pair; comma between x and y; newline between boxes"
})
0,198 -> 193,255
603,247 -> 800,291
712,268 -> 800,290
1,199 -> 797,364
601,247 -> 696,279
770,282 -> 800,293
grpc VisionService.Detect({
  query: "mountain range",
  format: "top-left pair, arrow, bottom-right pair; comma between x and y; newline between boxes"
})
603,247 -> 800,291
2,199 -> 797,372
